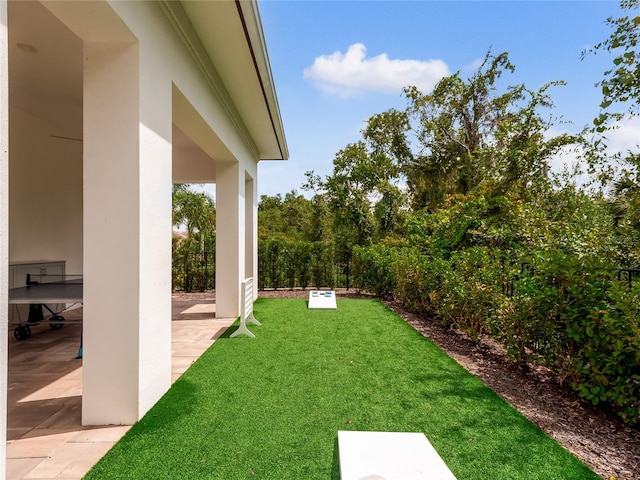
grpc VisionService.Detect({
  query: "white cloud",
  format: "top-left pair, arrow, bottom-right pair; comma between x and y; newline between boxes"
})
547,116 -> 640,187
603,116 -> 640,156
463,58 -> 484,73
303,43 -> 450,98
545,127 -> 583,176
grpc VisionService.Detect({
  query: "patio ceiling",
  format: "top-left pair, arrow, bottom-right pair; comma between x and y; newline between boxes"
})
8,1 -> 83,139
8,0 -> 288,170
177,0 -> 288,162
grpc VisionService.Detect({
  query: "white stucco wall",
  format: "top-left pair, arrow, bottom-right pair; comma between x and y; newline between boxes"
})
110,1 -> 259,168
59,0 -> 259,423
8,107 -> 83,274
4,0 -> 264,429
1,0 -> 10,475
109,1 -> 261,320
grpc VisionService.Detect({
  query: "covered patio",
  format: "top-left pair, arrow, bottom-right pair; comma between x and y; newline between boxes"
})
6,295 -> 231,480
1,1 -> 287,478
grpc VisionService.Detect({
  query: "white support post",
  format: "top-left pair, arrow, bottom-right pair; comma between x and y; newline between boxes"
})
82,38 -> 172,425
216,161 -> 243,319
230,277 -> 260,338
0,1 -> 9,473
245,174 -> 258,301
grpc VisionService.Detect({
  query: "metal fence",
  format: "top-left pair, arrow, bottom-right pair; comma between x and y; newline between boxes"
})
172,249 -> 215,292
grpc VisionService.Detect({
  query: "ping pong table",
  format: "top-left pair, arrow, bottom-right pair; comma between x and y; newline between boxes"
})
8,274 -> 83,341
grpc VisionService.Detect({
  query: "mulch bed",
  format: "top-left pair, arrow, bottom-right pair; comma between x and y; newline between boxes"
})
175,288 -> 640,479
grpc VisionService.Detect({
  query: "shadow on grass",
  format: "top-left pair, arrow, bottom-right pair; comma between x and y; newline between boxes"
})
215,318 -> 241,339
121,378 -> 200,435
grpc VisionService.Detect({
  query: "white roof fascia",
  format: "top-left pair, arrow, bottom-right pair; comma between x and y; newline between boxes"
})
160,0 -> 288,162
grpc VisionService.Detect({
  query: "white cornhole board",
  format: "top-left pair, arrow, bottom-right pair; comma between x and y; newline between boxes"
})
308,290 -> 337,309
338,431 -> 457,480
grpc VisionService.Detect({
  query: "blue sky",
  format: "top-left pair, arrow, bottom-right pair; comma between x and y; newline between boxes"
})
256,0 -> 634,198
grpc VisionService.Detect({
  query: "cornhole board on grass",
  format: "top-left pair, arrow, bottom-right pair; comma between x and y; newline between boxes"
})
308,290 -> 337,309
338,431 -> 457,480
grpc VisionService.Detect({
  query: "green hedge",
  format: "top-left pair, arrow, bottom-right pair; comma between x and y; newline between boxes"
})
258,238 -> 343,290
172,238 -> 215,292
352,244 -> 640,426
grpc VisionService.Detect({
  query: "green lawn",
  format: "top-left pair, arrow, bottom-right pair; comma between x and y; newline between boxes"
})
85,298 -> 598,479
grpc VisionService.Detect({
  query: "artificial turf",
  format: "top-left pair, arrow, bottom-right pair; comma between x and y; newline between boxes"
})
84,298 -> 599,479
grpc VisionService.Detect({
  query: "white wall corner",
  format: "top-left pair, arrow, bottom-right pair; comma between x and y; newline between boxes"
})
0,1 -> 10,474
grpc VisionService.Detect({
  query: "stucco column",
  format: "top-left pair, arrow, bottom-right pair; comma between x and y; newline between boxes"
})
216,162 -> 245,318
82,40 -> 172,425
245,174 -> 258,300
0,1 -> 9,474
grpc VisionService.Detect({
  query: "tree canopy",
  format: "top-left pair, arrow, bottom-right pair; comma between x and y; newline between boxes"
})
590,0 -> 640,129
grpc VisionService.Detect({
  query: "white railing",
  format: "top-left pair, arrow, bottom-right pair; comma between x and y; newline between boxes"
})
230,277 -> 261,338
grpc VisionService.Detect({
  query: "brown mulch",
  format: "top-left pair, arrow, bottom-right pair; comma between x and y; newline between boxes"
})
381,300 -> 640,480
175,288 -> 640,479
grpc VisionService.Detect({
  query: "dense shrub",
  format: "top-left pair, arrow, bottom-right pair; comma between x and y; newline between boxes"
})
351,243 -> 640,425
294,241 -> 314,289
391,249 -> 442,316
258,239 -> 341,290
435,247 -> 506,341
259,238 -> 286,289
498,251 -> 613,369
352,245 -> 398,297
172,237 -> 215,292
567,281 -> 640,426
310,241 -> 337,289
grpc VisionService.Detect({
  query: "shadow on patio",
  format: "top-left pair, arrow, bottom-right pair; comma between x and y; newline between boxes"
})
6,295 -> 233,480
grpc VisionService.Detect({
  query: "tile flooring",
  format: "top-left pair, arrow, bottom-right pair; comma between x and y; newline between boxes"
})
6,297 -> 234,480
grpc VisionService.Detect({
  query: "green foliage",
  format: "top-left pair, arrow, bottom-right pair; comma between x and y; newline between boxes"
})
171,237 -> 215,292
406,188 -> 512,256
373,184 -> 408,241
589,0 -> 640,128
254,35 -> 640,426
604,154 -> 640,267
258,237 -> 286,289
501,251 -> 613,368
400,51 -> 578,211
567,281 -> 640,424
258,191 -> 316,241
172,184 -> 215,237
172,185 -> 216,292
258,238 -> 341,290
352,245 -> 398,298
433,247 -> 506,341
392,249 -> 442,316
293,241 -> 314,289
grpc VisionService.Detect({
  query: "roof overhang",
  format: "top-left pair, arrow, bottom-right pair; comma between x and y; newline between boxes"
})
161,0 -> 288,162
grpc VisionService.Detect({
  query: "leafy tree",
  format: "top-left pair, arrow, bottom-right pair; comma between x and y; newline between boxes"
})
258,193 -> 284,239
587,0 -> 640,265
362,109 -> 412,169
590,0 -> 640,130
303,138 -> 406,266
373,183 -> 408,241
258,191 -> 315,241
172,184 -> 215,249
400,51 -> 579,211
282,191 -> 314,240
306,193 -> 332,243
172,184 -> 216,291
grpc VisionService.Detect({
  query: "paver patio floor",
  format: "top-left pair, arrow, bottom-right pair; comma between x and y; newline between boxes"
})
6,296 -> 233,480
